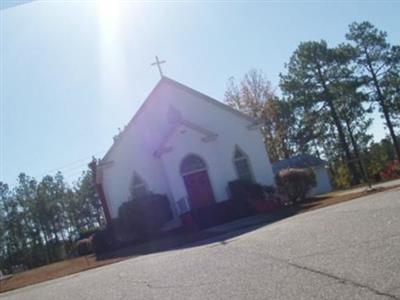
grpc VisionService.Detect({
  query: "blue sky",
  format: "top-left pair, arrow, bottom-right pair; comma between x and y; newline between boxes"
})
1,1 -> 399,187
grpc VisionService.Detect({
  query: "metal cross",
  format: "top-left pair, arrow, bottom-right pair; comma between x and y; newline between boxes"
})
150,56 -> 166,78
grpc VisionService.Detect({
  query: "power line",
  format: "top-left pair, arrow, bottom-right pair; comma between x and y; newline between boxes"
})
35,150 -> 106,179
37,163 -> 88,178
4,150 -> 107,188
63,170 -> 88,181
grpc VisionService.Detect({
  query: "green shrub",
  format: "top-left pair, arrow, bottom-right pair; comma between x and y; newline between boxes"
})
333,163 -> 352,189
76,238 -> 93,256
275,168 -> 316,203
118,193 -> 173,239
228,180 -> 278,214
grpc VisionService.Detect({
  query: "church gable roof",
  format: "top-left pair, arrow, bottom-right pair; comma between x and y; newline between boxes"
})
161,77 -> 258,123
100,76 -> 260,164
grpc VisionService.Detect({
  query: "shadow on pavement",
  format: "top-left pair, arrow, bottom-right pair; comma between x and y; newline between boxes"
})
96,201 -> 321,261
98,188 -> 391,262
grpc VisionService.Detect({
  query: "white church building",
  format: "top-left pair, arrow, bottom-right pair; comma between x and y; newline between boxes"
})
96,76 -> 275,228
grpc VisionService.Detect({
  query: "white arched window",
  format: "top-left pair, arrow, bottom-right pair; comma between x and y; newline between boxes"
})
130,172 -> 148,198
233,146 -> 254,181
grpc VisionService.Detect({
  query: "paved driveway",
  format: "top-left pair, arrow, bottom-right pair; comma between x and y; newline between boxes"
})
2,188 -> 400,300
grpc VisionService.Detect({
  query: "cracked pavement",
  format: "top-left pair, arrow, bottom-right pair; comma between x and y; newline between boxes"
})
2,188 -> 400,300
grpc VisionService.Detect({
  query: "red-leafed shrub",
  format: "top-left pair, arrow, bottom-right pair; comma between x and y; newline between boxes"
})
275,168 -> 316,203
380,161 -> 400,180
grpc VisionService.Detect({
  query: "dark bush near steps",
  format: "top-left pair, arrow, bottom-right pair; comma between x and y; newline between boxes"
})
228,179 -> 261,215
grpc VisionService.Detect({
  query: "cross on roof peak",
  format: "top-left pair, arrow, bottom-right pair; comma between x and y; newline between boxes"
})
150,56 -> 166,78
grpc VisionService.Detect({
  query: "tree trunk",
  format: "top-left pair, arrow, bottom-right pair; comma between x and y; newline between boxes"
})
316,65 -> 361,185
343,117 -> 371,187
40,226 -> 52,264
365,51 -> 400,161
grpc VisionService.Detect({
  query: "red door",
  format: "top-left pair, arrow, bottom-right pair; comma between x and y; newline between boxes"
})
183,170 -> 215,209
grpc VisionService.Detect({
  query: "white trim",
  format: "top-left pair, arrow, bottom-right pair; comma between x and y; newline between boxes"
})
154,146 -> 173,158
100,76 -> 258,165
181,168 -> 207,177
162,77 -> 259,124
201,134 -> 218,143
180,119 -> 217,137
98,160 -> 114,169
95,161 -> 115,184
155,119 -> 218,157
180,153 -> 208,176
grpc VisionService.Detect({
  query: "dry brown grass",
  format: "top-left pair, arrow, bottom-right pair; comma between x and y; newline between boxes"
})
1,183 -> 399,294
0,255 -> 124,293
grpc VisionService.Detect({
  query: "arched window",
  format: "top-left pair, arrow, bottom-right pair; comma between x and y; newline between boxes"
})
233,146 -> 254,181
180,154 -> 206,175
130,172 -> 148,198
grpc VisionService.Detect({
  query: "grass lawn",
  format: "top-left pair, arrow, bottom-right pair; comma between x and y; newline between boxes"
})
1,182 -> 399,294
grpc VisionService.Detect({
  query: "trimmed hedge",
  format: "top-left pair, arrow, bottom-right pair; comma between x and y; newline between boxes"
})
275,168 -> 316,203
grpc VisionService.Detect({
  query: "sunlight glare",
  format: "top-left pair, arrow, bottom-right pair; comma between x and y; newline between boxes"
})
97,0 -> 129,106
98,0 -> 121,40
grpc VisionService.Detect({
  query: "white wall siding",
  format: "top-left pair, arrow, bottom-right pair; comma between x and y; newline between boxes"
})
312,167 -> 333,195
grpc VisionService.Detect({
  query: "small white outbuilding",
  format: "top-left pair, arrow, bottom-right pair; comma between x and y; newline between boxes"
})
96,77 -> 275,228
272,154 -> 333,195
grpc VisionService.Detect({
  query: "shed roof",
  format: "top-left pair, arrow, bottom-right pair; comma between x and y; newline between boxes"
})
272,154 -> 327,174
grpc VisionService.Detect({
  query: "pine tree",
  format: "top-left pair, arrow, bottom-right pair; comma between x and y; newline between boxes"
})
346,21 -> 400,161
280,40 -> 362,184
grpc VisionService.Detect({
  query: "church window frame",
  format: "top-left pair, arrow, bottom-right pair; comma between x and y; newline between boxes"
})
130,172 -> 149,199
233,146 -> 254,182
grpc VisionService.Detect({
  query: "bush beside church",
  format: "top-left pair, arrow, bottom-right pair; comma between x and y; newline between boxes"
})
275,168 -> 317,204
92,193 -> 173,255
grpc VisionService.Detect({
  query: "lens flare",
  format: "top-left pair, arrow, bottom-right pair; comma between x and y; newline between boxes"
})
97,0 -> 128,103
